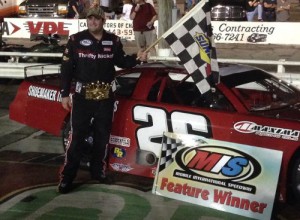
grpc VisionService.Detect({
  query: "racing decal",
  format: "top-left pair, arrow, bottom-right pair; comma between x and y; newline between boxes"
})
110,163 -> 133,172
102,40 -> 113,45
77,52 -> 113,59
234,121 -> 300,141
28,85 -> 61,102
104,47 -> 112,52
153,132 -> 282,220
174,145 -> 261,194
111,147 -> 126,158
133,105 -> 212,158
78,52 -> 96,59
109,135 -> 130,147
80,39 -> 93,46
97,54 -> 113,59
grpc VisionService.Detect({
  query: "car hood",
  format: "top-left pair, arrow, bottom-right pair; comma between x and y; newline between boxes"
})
256,103 -> 300,121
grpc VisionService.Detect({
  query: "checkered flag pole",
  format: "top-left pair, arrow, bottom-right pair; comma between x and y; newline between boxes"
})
159,134 -> 183,172
148,0 -> 219,94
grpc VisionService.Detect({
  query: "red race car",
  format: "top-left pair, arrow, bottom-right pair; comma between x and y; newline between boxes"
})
9,62 -> 300,203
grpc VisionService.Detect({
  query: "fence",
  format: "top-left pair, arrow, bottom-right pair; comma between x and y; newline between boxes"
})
0,51 -> 299,88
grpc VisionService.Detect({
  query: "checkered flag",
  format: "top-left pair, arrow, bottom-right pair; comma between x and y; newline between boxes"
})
159,134 -> 183,172
162,0 -> 219,94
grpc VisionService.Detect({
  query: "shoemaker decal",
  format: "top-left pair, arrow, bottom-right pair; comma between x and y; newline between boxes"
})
28,85 -> 61,102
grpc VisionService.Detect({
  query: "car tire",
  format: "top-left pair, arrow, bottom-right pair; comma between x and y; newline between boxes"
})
291,157 -> 300,203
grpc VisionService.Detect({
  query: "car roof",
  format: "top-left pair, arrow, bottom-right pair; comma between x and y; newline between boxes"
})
123,62 -> 260,78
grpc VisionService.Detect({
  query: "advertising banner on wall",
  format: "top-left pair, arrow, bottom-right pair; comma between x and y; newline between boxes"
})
2,18 -> 300,45
212,21 -> 300,44
2,18 -> 135,41
152,132 -> 283,220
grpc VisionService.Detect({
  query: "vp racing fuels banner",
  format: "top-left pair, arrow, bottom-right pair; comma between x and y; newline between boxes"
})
152,132 -> 283,220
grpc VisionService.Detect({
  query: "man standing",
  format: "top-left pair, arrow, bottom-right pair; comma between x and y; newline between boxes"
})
58,5 -> 147,194
130,0 -> 157,55
276,0 -> 291,21
67,0 -> 80,18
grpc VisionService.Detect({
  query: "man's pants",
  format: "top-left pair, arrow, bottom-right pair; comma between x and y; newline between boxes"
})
134,30 -> 156,55
264,10 -> 276,21
60,94 -> 114,182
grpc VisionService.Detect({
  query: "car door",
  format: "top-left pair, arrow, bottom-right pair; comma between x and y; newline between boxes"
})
109,69 -> 238,178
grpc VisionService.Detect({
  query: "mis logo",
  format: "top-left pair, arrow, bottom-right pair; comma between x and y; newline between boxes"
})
175,146 -> 261,182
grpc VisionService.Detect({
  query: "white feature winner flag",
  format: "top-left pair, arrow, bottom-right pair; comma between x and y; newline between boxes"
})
162,0 -> 219,94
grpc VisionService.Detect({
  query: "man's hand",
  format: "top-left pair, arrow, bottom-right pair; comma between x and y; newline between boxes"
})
135,4 -> 140,12
137,49 -> 148,62
62,96 -> 72,111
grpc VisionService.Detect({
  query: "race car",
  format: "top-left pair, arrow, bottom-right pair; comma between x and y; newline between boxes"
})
9,62 -> 300,203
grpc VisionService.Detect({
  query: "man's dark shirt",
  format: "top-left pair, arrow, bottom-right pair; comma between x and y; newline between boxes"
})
245,0 -> 260,12
263,0 -> 276,11
60,29 -> 139,97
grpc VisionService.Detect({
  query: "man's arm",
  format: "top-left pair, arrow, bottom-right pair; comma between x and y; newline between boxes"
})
60,36 -> 75,110
113,36 -> 147,69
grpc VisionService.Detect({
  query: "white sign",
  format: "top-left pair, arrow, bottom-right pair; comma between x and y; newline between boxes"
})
212,21 -> 300,45
153,132 -> 283,220
3,18 -> 300,45
2,18 -> 134,41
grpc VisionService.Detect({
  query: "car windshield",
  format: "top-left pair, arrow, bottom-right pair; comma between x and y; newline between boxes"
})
222,69 -> 300,111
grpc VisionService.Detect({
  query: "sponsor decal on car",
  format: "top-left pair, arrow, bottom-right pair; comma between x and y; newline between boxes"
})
111,147 -> 126,158
110,163 -> 133,172
133,105 -> 212,158
234,121 -> 300,141
28,85 -> 61,102
109,135 -> 130,147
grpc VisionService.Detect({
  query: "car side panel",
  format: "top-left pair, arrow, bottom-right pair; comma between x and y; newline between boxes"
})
9,80 -> 69,136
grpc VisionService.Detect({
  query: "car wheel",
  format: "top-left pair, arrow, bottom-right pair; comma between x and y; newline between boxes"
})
291,157 -> 300,202
62,120 -> 92,167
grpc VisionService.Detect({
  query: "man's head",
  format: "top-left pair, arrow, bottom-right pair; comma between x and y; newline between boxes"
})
86,6 -> 105,19
86,6 -> 105,35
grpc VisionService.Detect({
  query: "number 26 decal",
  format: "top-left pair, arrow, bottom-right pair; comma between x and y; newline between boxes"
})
133,105 -> 212,157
